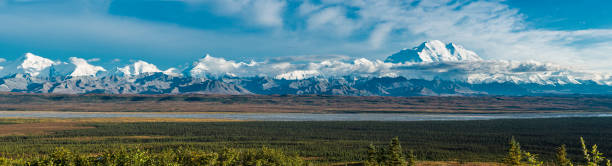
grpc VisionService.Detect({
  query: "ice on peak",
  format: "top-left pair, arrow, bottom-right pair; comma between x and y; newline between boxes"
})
275,70 -> 320,80
385,40 -> 482,63
19,53 -> 57,76
118,60 -> 163,76
42,57 -> 106,77
68,57 -> 106,77
0,52 -> 59,77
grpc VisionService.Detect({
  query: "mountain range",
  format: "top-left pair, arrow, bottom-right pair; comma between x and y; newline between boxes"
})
1,40 -> 612,96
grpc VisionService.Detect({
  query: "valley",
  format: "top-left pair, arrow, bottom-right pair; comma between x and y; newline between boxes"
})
1,93 -> 612,165
1,117 -> 612,164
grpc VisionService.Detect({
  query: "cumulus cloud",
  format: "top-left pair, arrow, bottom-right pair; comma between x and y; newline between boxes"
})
267,54 -> 351,63
0,51 -> 611,85
185,54 -> 393,79
285,0 -> 612,70
391,60 -> 580,84
118,60 -> 164,77
1,0 -> 612,75
187,54 -> 257,77
162,68 -> 181,76
179,53 -> 612,85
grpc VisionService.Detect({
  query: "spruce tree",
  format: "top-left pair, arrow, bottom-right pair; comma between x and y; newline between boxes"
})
386,137 -> 407,166
556,144 -> 573,166
503,137 -> 522,166
406,150 -> 417,166
365,143 -> 379,166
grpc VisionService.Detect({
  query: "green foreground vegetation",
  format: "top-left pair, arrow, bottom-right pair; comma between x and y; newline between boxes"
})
0,136 -> 611,166
0,146 -> 305,166
2,117 -> 612,165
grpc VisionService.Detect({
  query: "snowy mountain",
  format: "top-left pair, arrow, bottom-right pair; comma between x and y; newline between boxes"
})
67,57 -> 106,77
0,53 -> 57,77
385,40 -> 482,63
185,54 -> 254,78
275,70 -> 320,80
117,60 -> 179,77
1,41 -> 612,96
50,57 -> 106,77
0,53 -> 106,78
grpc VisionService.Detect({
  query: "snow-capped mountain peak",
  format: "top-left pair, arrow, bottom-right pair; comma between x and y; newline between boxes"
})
385,40 -> 482,63
0,52 -> 58,77
19,52 -> 58,76
117,60 -> 163,77
20,53 -> 56,70
446,42 -> 481,62
186,54 -> 254,78
67,57 -> 106,77
2,45 -> 612,95
275,70 -> 320,80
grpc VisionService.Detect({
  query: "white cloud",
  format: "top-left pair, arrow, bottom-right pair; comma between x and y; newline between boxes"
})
176,53 -> 612,85
252,0 -> 286,27
306,6 -> 357,36
118,60 -> 163,76
289,0 -> 612,71
297,0 -> 321,16
2,0 -> 612,74
87,58 -> 100,62
182,0 -> 285,27
0,13 -> 212,60
0,58 -> 5,63
162,68 -> 181,76
368,23 -> 394,49
188,54 -> 257,77
185,54 -> 392,79
389,60 -> 588,85
0,51 -> 611,85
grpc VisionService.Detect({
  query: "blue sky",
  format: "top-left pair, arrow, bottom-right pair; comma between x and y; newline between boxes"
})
0,0 -> 611,71
505,0 -> 612,30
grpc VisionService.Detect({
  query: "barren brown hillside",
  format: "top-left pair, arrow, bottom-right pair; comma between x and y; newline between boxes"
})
1,93 -> 611,113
